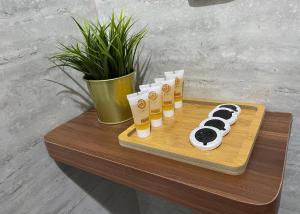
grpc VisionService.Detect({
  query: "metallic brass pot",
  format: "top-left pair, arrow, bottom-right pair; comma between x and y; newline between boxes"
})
86,72 -> 135,124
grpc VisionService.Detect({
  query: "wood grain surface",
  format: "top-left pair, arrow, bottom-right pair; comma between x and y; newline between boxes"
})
119,98 -> 265,175
44,108 -> 292,214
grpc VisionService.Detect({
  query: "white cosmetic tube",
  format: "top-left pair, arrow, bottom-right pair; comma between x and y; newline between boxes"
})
127,91 -> 150,138
155,78 -> 175,117
145,83 -> 163,127
139,84 -> 150,92
165,69 -> 184,109
154,77 -> 165,83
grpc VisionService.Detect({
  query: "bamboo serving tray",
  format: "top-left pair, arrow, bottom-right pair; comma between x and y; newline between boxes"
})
119,98 -> 265,175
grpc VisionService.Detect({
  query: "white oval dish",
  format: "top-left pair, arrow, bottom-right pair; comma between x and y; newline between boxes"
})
214,104 -> 241,116
199,117 -> 231,136
208,108 -> 238,125
189,126 -> 223,151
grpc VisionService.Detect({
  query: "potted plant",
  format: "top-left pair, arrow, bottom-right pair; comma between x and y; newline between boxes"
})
50,12 -> 147,124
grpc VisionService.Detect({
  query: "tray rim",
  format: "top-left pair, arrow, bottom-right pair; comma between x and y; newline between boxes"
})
119,97 -> 265,175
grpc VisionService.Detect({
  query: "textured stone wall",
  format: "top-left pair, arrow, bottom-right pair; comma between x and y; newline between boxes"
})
0,0 -> 139,213
95,0 -> 300,213
1,0 -> 300,213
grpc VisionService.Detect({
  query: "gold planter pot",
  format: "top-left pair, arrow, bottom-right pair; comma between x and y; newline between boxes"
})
86,72 -> 135,124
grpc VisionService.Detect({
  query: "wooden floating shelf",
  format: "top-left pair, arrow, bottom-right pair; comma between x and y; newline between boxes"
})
44,107 -> 292,214
119,98 -> 266,175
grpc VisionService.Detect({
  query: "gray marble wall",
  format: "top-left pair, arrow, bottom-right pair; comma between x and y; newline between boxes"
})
0,0 -> 139,213
1,0 -> 300,214
95,0 -> 300,214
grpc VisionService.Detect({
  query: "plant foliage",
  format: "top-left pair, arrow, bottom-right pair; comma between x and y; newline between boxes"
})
50,12 -> 147,80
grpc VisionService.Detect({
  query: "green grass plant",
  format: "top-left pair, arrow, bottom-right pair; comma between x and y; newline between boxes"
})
50,12 -> 147,80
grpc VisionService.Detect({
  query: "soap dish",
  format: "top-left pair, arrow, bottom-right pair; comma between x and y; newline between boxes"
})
199,117 -> 231,136
189,127 -> 223,151
208,108 -> 238,125
214,104 -> 241,116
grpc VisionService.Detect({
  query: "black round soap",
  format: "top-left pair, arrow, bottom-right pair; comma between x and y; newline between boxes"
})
204,119 -> 226,130
194,128 -> 217,146
220,104 -> 238,112
212,109 -> 233,120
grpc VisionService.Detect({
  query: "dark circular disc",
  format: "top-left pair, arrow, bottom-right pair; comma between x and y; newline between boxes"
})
212,109 -> 233,120
219,104 -> 238,112
195,128 -> 217,146
204,119 -> 226,130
